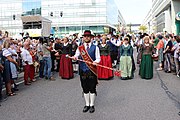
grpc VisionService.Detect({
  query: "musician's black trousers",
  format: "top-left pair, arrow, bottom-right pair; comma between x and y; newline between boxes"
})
79,70 -> 97,94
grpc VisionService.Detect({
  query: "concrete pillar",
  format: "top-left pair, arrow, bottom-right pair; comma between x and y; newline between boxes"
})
164,8 -> 172,33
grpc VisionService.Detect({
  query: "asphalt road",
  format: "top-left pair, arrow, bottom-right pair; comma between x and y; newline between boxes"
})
1,58 -> 180,120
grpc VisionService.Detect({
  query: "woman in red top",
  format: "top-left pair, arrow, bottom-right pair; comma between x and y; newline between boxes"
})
156,35 -> 164,71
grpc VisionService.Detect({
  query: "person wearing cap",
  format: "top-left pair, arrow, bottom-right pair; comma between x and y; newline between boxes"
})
72,30 -> 100,113
98,35 -> 113,80
118,37 -> 134,80
59,37 -> 74,79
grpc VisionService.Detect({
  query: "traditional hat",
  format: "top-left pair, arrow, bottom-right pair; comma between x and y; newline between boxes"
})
82,30 -> 94,36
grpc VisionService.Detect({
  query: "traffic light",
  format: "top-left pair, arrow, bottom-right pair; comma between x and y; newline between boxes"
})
50,12 -> 53,17
60,11 -> 63,17
13,14 -> 15,20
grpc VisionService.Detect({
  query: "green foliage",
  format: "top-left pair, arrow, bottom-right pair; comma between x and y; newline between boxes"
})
139,25 -> 147,33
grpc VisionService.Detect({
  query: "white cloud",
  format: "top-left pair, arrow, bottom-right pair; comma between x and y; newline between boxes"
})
115,0 -> 152,24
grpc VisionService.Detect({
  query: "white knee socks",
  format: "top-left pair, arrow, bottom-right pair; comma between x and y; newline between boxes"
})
84,93 -> 90,106
90,93 -> 96,106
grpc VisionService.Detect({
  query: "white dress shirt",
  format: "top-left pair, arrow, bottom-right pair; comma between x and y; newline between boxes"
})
74,42 -> 101,63
64,42 -> 68,46
21,48 -> 33,65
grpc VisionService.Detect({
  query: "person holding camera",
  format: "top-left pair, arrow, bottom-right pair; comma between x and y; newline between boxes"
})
42,38 -> 54,80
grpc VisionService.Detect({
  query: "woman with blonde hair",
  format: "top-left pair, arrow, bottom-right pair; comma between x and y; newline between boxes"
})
97,35 -> 113,80
2,38 -> 19,96
138,36 -> 155,79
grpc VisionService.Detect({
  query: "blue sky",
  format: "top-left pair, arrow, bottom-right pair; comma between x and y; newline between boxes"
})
115,0 -> 152,24
22,0 -> 41,12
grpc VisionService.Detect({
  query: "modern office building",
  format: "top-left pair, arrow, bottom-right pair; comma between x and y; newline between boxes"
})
0,0 -> 23,35
142,9 -> 153,34
0,0 -> 125,36
151,0 -> 180,35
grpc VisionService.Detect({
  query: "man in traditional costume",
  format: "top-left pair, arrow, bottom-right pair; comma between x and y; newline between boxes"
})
72,30 -> 100,113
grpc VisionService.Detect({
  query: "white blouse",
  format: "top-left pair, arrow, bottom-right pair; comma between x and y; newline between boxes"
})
74,42 -> 101,63
2,48 -> 12,57
21,48 -> 33,66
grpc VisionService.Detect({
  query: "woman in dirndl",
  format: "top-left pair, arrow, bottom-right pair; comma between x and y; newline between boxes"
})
59,37 -> 74,79
98,35 -> 113,80
139,36 -> 155,79
119,37 -> 133,80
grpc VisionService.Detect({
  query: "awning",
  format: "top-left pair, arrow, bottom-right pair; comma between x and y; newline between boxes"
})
21,15 -> 52,23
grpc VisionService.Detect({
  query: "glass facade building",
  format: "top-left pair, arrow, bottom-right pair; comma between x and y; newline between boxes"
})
151,0 -> 180,35
0,0 -> 125,36
0,0 -> 23,35
22,0 -> 41,16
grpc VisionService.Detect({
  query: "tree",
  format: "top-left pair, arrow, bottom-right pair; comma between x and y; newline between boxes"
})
139,25 -> 147,33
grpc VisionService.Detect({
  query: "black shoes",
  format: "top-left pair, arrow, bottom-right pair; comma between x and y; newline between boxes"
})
83,106 -> 90,113
121,77 -> 127,80
89,106 -> 95,113
165,70 -> 171,73
83,106 -> 95,113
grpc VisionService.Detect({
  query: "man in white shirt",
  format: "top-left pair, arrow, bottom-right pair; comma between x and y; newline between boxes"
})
21,42 -> 34,85
72,30 -> 100,113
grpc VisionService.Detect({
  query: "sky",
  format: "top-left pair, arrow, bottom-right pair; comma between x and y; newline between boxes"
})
115,0 -> 152,24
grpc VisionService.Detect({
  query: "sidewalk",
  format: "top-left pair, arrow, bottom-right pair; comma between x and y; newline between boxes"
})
2,72 -> 39,91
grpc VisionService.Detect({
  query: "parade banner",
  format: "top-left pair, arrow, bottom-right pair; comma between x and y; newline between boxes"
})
66,55 -> 121,77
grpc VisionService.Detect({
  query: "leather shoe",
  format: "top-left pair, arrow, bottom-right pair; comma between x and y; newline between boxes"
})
121,77 -> 127,80
83,106 -> 90,113
89,106 -> 95,113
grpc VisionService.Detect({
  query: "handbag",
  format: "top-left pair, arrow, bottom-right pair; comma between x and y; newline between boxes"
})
33,61 -> 39,67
